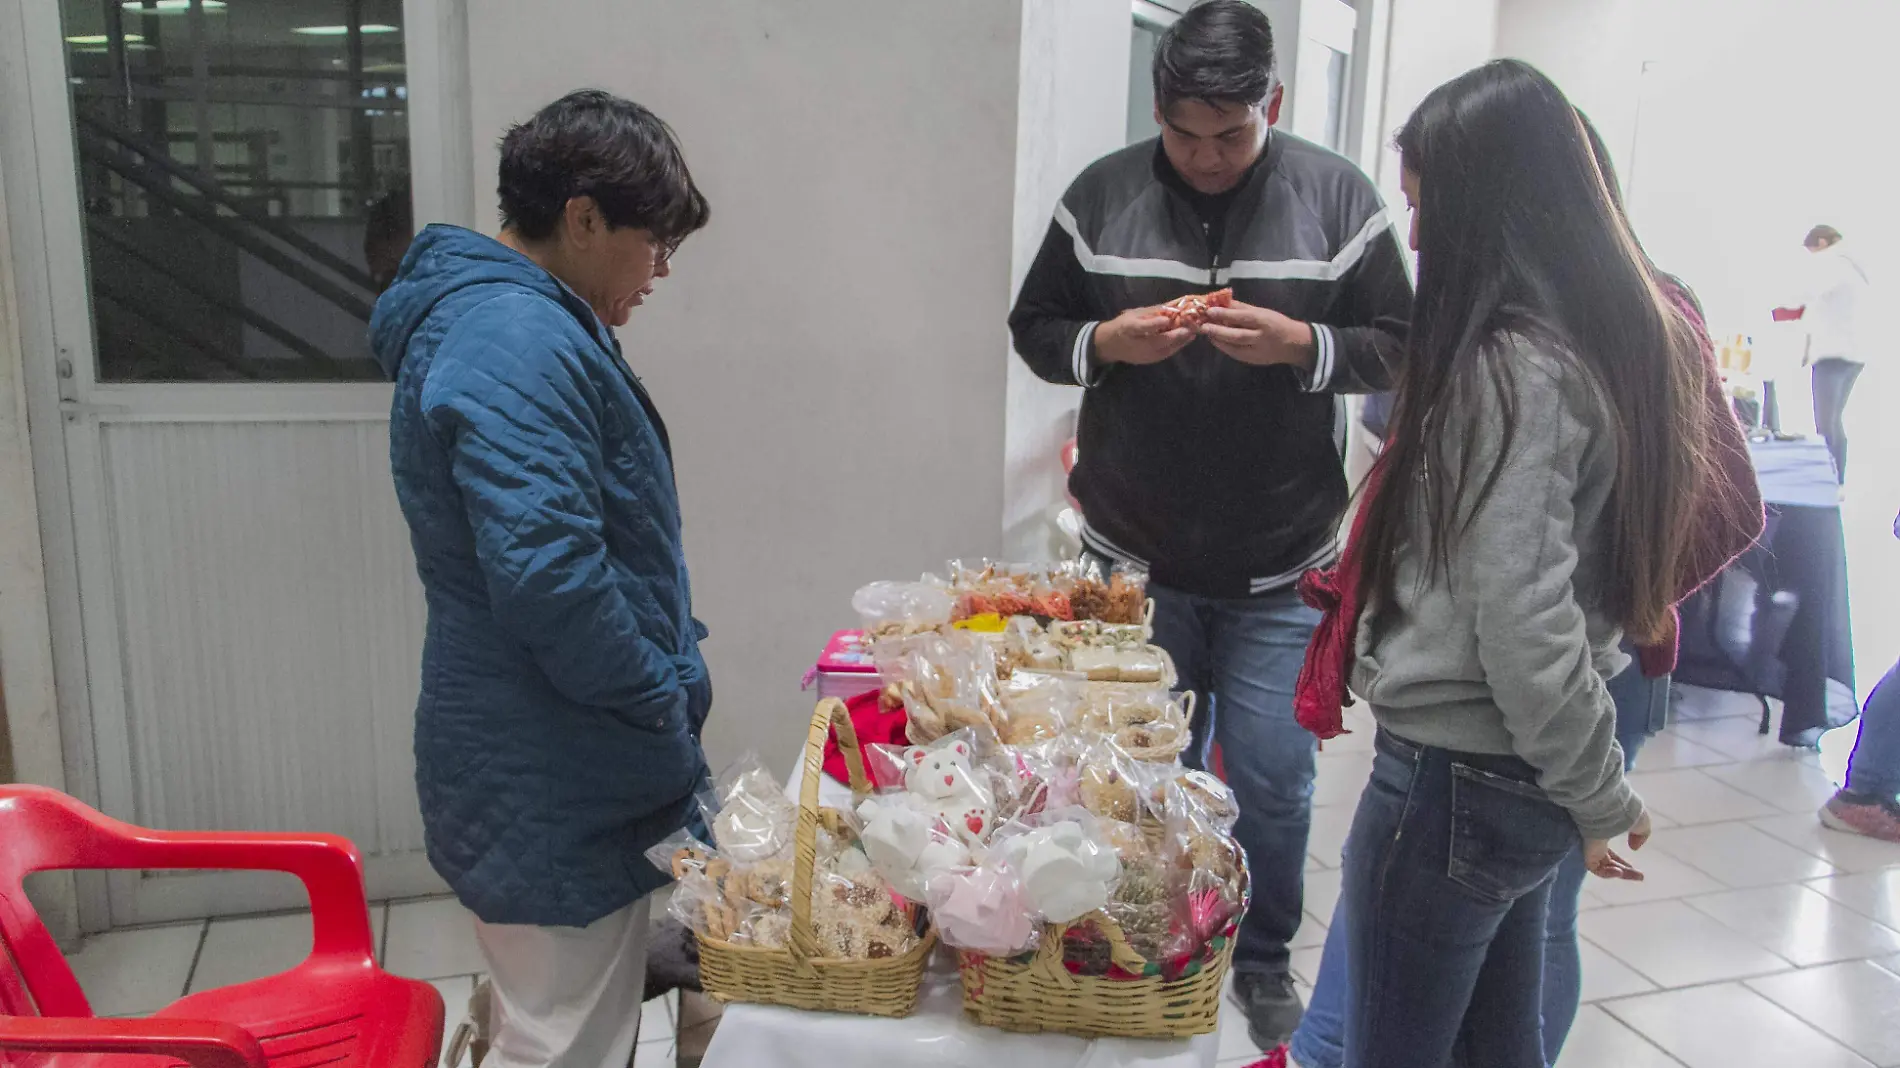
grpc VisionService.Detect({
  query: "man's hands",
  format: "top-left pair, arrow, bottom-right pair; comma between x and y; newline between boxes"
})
1093,299 -> 1318,373
1200,302 -> 1318,372
1585,810 -> 1652,882
1092,306 -> 1196,367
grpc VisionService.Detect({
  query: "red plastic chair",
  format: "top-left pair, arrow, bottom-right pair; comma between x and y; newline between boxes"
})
0,786 -> 444,1068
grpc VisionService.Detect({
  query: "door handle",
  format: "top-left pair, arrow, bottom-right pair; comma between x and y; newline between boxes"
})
58,399 -> 133,420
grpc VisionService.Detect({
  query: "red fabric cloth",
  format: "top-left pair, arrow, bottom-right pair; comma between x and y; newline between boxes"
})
1637,280 -> 1767,677
1293,459 -> 1387,741
823,688 -> 910,789
1246,1047 -> 1289,1068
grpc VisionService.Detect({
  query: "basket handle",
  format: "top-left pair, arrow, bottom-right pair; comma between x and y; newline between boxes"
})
1028,909 -> 1150,988
1156,644 -> 1180,691
1142,597 -> 1157,632
1180,689 -> 1198,721
789,699 -> 869,968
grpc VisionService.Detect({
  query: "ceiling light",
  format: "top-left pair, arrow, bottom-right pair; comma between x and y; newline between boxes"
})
75,43 -> 155,53
121,1 -> 227,14
292,24 -> 399,36
66,33 -> 145,44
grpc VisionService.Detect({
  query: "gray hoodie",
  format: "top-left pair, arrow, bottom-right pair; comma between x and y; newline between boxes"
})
1351,335 -> 1646,840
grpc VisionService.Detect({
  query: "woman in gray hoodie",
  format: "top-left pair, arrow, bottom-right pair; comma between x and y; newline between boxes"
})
1332,60 -> 1730,1067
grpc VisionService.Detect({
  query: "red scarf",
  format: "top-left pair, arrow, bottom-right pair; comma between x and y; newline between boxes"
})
1293,459 -> 1386,740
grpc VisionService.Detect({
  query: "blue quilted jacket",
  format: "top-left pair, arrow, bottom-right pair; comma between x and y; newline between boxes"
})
372,225 -> 712,927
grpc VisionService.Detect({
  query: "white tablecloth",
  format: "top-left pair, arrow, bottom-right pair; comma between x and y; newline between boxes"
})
696,756 -> 1221,1068
701,956 -> 1220,1068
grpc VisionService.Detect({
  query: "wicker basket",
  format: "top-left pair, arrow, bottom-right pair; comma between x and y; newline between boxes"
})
955,906 -> 1238,1039
1084,690 -> 1196,764
694,699 -> 936,1017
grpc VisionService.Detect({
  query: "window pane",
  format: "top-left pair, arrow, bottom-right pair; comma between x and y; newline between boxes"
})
1324,47 -> 1350,154
60,0 -> 411,383
1128,20 -> 1163,145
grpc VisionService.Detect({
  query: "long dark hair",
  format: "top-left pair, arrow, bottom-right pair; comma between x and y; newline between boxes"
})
1358,60 -> 1712,643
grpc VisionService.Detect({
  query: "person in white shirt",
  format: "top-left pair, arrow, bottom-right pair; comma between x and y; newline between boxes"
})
1775,224 -> 1870,482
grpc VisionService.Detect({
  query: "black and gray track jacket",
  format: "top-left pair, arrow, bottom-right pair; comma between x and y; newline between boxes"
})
1009,132 -> 1413,599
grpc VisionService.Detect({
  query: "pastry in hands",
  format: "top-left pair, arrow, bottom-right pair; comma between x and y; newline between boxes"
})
1158,288 -> 1234,330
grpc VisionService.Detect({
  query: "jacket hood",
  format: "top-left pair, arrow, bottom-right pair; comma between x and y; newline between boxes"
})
369,224 -> 611,379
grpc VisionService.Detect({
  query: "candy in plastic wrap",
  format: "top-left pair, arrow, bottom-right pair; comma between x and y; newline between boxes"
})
924,862 -> 1038,956
992,815 -> 1122,925
699,754 -> 797,864
852,580 -> 954,639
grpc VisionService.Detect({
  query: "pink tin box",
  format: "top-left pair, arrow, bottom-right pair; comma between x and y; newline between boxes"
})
802,629 -> 884,703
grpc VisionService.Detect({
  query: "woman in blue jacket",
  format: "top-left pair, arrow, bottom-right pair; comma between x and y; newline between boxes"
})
370,90 -> 712,1068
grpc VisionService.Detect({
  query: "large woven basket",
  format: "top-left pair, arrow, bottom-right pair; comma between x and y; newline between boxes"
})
955,907 -> 1238,1039
695,699 -> 935,1017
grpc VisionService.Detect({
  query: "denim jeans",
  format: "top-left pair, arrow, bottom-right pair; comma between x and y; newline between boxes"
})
1845,657 -> 1900,799
1340,730 -> 1579,1068
1149,583 -> 1321,977
1292,656 -> 1662,1068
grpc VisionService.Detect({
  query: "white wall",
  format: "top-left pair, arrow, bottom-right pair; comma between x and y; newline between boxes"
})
1005,0 -> 1132,560
1497,0 -> 1900,700
1373,0 -> 1499,196
1498,0 -> 1900,339
464,0 -> 1021,767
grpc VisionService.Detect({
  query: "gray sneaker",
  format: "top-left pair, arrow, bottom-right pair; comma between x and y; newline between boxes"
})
1231,971 -> 1305,1051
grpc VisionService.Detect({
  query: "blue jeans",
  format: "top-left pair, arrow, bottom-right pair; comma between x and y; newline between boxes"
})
1292,656 -> 1664,1068
1845,657 -> 1900,799
1340,730 -> 1579,1068
1149,583 -> 1321,977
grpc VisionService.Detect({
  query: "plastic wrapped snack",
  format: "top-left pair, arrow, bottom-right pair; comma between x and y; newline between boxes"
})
945,561 -> 1078,624
701,754 -> 797,863
991,811 -> 1123,926
667,868 -> 741,942
1114,644 -> 1168,684
999,616 -> 1066,678
1098,818 -> 1177,963
1071,560 -> 1150,626
1157,768 -> 1240,832
853,580 -> 955,638
997,671 -> 1082,746
731,905 -> 792,950
810,866 -> 920,960
889,631 -> 1006,745
1074,738 -> 1142,823
1067,645 -> 1122,682
1048,619 -> 1151,648
924,861 -> 1039,956
1076,689 -> 1194,763
1162,775 -> 1248,949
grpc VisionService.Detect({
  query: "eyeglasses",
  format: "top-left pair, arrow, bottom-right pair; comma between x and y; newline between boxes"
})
655,234 -> 685,266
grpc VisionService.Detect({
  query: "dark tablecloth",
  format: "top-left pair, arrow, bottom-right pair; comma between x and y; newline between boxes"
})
1675,440 -> 1858,745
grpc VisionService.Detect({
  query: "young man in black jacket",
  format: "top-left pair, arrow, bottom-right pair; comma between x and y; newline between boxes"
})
1009,1 -> 1411,1047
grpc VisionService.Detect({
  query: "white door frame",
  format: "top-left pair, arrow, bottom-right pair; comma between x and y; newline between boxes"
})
0,0 -> 471,933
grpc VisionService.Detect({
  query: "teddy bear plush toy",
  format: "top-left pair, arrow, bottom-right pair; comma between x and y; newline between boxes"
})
857,735 -> 999,902
903,737 -> 993,844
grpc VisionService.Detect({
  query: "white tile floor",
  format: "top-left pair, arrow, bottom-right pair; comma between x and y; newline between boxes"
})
1211,685 -> 1900,1068
51,686 -> 1900,1068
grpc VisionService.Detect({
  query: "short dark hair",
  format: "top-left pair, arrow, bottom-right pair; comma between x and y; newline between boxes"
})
497,89 -> 710,244
1804,224 -> 1843,249
1153,0 -> 1277,114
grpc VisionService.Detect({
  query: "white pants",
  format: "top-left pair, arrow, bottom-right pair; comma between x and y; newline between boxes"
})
472,898 -> 652,1068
